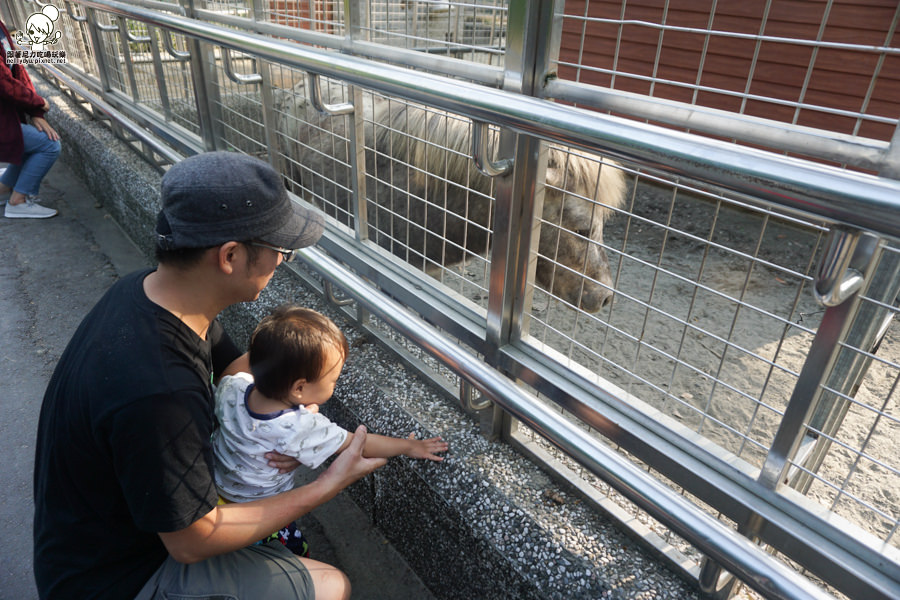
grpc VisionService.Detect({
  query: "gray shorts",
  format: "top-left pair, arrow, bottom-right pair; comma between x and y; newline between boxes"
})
134,540 -> 314,600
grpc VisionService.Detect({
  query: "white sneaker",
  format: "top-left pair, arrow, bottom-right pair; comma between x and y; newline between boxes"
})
5,197 -> 58,219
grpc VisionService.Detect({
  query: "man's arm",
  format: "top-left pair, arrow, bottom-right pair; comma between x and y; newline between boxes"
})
159,425 -> 385,564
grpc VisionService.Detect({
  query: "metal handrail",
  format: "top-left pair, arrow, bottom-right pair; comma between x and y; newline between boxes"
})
73,0 -> 900,243
220,47 -> 261,85
42,63 -> 184,166
297,243 -> 835,600
193,1 -> 891,173
471,121 -> 512,177
307,72 -> 354,116
542,78 -> 893,174
190,4 -> 504,89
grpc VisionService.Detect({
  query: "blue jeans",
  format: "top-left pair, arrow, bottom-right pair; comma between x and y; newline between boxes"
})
1,123 -> 61,196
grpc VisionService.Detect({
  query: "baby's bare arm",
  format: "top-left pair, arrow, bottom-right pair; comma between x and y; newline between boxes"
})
402,433 -> 448,461
341,430 -> 448,461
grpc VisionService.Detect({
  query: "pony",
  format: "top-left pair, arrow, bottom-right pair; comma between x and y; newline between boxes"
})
274,81 -> 626,312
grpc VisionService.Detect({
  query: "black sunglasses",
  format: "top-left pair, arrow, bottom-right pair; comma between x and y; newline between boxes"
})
248,241 -> 296,262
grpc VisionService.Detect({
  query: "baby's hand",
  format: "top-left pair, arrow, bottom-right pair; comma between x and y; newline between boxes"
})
406,433 -> 449,462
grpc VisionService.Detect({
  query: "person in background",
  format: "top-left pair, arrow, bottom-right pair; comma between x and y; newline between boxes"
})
0,18 -> 59,219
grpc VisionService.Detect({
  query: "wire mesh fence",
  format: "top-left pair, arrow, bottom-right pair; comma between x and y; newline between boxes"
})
552,0 -> 900,161
526,166 -> 830,471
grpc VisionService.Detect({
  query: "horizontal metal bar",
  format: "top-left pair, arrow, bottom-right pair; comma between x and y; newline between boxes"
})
111,0 -> 184,15
578,17 -> 900,55
294,244 -> 836,600
192,7 -> 504,88
542,78 -> 892,173
41,63 -> 185,165
551,67 -> 896,127
70,0 -> 900,244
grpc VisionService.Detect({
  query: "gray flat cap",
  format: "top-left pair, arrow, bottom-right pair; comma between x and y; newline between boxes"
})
156,152 -> 323,250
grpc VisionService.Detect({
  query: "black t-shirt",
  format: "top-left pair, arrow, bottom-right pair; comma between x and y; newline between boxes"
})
33,269 -> 242,600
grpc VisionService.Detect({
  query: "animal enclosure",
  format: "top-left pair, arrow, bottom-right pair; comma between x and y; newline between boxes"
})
11,0 -> 900,598
272,80 -> 627,312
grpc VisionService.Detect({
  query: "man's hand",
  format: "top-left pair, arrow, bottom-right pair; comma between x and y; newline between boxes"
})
318,425 -> 386,490
265,450 -> 301,474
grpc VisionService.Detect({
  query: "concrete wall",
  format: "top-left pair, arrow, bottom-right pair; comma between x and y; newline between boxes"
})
35,73 -> 701,600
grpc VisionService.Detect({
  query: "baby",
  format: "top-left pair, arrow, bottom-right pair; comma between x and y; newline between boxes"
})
212,304 -> 447,554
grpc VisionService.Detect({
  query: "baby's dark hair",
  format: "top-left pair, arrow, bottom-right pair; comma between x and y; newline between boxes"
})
249,305 -> 349,400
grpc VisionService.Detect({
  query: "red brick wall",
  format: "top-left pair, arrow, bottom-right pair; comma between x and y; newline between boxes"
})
268,0 -> 310,28
559,0 -> 899,142
268,1 -> 338,33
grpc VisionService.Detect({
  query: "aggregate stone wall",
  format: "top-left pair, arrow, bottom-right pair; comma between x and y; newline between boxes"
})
33,73 -> 701,600
36,83 -> 162,259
